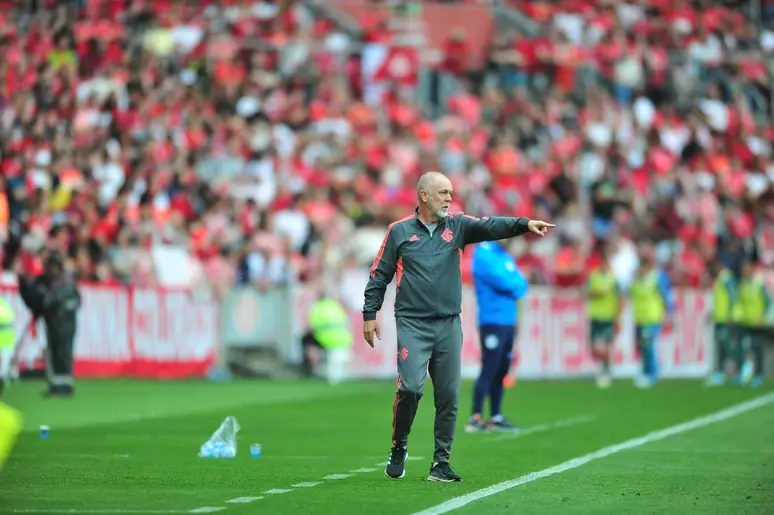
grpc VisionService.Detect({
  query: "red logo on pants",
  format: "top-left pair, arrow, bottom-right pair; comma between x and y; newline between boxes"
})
399,348 -> 408,360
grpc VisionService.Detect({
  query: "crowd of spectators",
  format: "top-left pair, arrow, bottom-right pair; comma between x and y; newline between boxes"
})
0,0 -> 773,297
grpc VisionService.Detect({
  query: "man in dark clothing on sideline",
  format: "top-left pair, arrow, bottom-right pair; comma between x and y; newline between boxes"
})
19,251 -> 81,398
362,172 -> 554,482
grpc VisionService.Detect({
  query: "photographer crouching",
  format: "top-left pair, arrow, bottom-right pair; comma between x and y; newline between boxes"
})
18,250 -> 81,398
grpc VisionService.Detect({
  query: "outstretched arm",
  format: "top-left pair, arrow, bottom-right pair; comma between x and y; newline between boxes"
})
461,215 -> 529,245
460,214 -> 554,246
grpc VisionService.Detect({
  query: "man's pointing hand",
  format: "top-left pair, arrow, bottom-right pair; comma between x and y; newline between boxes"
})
527,220 -> 555,237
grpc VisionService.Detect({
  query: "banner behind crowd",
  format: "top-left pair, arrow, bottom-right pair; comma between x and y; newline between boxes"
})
0,273 -> 712,380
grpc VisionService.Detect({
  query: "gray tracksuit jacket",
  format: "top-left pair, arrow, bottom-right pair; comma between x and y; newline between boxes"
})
363,210 -> 530,321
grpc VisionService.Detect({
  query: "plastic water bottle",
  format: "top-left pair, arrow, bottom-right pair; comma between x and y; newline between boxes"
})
40,425 -> 49,440
250,443 -> 262,458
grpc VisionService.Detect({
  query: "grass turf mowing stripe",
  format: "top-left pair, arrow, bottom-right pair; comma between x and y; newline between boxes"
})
7,380 -> 387,432
408,391 -> 774,515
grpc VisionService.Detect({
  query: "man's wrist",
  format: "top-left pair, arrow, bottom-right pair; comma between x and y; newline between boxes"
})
363,311 -> 377,322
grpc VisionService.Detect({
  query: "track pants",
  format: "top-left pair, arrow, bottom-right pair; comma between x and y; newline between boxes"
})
741,327 -> 768,377
45,327 -> 75,394
635,324 -> 660,379
472,324 -> 515,418
391,315 -> 462,464
712,323 -> 738,373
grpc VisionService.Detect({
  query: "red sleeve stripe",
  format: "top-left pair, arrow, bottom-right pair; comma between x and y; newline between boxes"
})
369,214 -> 414,278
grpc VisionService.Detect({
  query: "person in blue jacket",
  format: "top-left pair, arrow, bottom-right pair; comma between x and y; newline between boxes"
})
466,240 -> 528,432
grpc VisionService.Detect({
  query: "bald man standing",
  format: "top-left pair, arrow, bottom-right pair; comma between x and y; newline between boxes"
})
363,172 -> 554,482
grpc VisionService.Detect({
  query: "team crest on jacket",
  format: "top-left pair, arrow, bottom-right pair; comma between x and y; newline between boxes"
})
441,228 -> 453,242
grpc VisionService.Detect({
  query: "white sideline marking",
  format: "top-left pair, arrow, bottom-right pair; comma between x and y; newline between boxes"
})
292,482 -> 322,488
409,392 -> 774,515
225,497 -> 263,504
490,415 -> 595,441
350,467 -> 379,473
189,509 -> 225,514
322,474 -> 352,480
263,489 -> 293,495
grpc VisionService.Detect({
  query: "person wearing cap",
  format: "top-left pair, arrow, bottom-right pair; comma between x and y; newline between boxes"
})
630,242 -> 675,389
18,250 -> 81,397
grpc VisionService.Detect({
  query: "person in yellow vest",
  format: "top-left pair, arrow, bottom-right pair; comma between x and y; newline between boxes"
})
0,297 -> 21,473
630,244 -> 675,389
0,401 -> 22,472
706,261 -> 741,386
309,296 -> 353,385
737,261 -> 771,388
0,297 -> 16,396
587,249 -> 622,389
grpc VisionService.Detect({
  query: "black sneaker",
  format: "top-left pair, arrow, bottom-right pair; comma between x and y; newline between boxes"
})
385,446 -> 408,479
487,416 -> 521,432
428,461 -> 462,482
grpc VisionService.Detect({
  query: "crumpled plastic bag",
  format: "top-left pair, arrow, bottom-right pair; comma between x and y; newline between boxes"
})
198,416 -> 240,458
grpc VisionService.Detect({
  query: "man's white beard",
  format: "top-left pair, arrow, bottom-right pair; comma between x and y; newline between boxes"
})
436,208 -> 448,219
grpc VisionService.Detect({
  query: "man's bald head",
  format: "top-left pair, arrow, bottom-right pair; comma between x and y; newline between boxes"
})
417,171 -> 453,222
417,172 -> 450,202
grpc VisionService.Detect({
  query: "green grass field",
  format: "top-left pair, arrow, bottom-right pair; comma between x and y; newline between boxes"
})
1,378 -> 773,515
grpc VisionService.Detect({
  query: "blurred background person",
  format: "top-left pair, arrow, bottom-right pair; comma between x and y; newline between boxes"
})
706,260 -> 740,386
467,239 -> 528,432
18,251 -> 81,398
307,293 -> 352,385
586,245 -> 622,388
737,261 -> 771,387
631,243 -> 675,389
